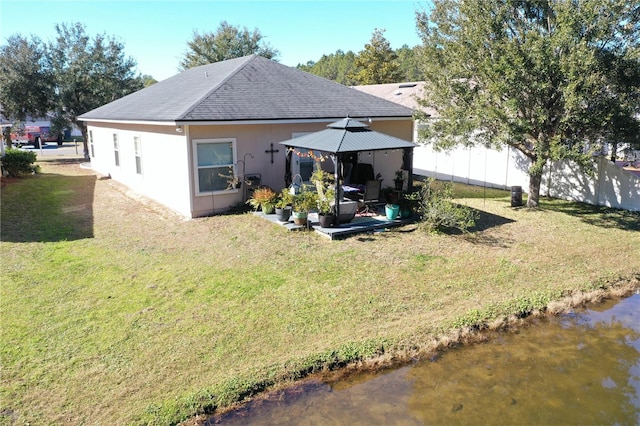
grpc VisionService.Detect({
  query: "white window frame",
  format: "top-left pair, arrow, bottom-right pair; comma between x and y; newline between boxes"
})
113,133 -> 120,167
134,136 -> 142,175
89,130 -> 95,158
192,138 -> 237,196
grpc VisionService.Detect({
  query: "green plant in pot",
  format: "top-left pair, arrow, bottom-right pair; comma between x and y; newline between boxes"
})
275,188 -> 294,222
399,190 -> 420,219
247,186 -> 277,214
291,186 -> 317,226
316,187 -> 336,228
311,168 -> 336,228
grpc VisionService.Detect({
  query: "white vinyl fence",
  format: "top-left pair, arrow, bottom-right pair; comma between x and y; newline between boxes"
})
414,144 -> 640,211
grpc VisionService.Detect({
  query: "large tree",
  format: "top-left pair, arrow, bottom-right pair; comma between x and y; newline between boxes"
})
0,35 -> 53,125
180,21 -> 279,70
47,23 -> 143,158
349,28 -> 403,85
415,0 -> 640,207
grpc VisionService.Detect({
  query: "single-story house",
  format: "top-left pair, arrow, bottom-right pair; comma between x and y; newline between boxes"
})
79,55 -> 414,218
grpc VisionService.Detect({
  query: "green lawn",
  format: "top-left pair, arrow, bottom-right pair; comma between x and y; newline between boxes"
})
1,162 -> 639,425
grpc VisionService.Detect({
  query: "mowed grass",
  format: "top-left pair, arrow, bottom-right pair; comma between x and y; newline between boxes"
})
1,162 -> 639,425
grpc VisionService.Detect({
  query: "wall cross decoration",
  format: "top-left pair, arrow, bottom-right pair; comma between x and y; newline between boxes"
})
265,143 -> 280,164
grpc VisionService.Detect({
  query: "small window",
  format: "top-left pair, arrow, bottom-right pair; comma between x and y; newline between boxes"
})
193,139 -> 235,194
134,136 -> 142,175
113,133 -> 119,166
89,130 -> 95,158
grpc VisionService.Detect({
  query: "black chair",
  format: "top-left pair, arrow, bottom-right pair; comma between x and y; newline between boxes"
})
357,180 -> 382,215
351,163 -> 375,186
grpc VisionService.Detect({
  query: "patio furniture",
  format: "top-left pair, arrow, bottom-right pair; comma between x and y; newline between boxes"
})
357,179 -> 382,215
351,162 -> 375,185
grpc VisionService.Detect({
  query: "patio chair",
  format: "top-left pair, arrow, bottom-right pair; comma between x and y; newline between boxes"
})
351,163 -> 375,185
357,179 -> 382,215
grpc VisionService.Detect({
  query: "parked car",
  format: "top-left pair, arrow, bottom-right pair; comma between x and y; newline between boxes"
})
11,126 -> 62,148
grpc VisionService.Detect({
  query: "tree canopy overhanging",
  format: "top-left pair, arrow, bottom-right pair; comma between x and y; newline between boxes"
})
415,0 -> 640,208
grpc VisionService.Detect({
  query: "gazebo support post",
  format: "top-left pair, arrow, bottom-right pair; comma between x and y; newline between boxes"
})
403,148 -> 414,192
332,154 -> 341,227
284,146 -> 293,187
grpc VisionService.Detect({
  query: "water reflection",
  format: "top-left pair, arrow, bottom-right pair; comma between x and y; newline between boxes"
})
212,294 -> 640,425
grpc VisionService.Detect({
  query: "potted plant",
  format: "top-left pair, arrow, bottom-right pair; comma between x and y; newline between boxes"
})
311,168 -> 336,227
316,187 -> 336,228
291,187 -> 317,225
247,186 -> 277,214
394,169 -> 404,191
398,191 -> 419,219
275,188 -> 294,222
385,203 -> 400,220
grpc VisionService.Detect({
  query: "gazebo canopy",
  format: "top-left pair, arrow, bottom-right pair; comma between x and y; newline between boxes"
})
278,118 -> 416,153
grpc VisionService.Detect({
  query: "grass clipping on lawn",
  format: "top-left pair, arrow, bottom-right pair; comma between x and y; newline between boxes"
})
1,162 -> 639,425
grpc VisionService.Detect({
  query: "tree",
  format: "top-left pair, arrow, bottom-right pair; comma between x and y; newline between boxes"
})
0,35 -> 54,125
415,0 -> 640,207
395,44 -> 423,82
349,28 -> 402,85
296,50 -> 358,85
180,21 -> 279,70
47,23 -> 143,158
141,74 -> 157,87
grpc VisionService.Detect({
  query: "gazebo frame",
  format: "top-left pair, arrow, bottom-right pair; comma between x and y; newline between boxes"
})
279,118 -> 416,226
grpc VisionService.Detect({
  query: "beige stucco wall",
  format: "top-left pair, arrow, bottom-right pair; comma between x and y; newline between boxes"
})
86,118 -> 413,218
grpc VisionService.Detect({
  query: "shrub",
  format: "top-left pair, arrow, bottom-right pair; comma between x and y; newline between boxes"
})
2,149 -> 38,177
417,178 -> 477,233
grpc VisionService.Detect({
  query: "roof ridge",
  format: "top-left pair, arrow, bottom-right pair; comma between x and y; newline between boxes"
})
178,55 -> 258,121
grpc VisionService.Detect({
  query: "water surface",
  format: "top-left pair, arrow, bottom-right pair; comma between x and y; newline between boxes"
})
213,294 -> 640,425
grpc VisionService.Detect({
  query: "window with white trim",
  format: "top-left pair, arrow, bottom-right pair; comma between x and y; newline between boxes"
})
113,133 -> 120,166
134,136 -> 142,175
89,130 -> 94,158
193,138 -> 236,194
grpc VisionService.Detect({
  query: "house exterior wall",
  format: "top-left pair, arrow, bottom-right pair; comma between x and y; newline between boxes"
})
86,122 -> 193,217
188,119 -> 412,217
87,119 -> 413,218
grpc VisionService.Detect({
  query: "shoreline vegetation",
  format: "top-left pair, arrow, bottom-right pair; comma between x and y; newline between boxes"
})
1,160 -> 639,425
202,278 -> 639,425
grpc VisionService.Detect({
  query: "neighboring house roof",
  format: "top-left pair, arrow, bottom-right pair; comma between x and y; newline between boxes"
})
352,81 -> 439,118
79,55 -> 414,124
279,118 -> 416,153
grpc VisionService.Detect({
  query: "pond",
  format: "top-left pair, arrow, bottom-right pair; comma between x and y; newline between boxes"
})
210,293 -> 640,425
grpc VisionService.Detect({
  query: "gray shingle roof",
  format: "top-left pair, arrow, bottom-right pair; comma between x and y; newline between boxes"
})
79,55 -> 414,123
278,118 -> 416,153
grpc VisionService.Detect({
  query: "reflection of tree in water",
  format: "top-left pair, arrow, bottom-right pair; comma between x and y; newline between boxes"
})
406,297 -> 640,425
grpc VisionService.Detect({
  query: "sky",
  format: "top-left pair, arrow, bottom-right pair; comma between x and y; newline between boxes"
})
0,0 -> 430,82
